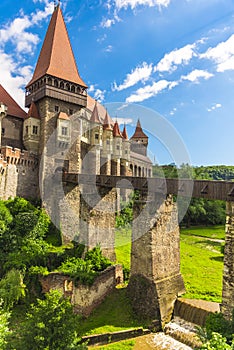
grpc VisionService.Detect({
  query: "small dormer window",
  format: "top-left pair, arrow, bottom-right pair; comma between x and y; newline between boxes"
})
33,126 -> 38,135
62,127 -> 68,136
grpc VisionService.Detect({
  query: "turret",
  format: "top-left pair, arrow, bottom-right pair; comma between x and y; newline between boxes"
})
23,101 -> 40,154
112,121 -> 122,176
130,119 -> 148,156
121,124 -> 130,176
101,110 -> 113,175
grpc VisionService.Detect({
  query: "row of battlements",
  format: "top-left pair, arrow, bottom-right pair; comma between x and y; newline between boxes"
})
0,146 -> 38,167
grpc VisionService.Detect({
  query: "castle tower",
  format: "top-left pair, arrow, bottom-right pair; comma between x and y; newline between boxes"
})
121,124 -> 130,176
84,101 -> 102,174
112,121 -> 122,176
130,119 -> 148,157
101,110 -> 113,175
25,3 -> 87,157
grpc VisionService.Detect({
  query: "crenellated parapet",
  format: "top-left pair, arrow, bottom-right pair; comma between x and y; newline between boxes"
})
0,146 -> 38,168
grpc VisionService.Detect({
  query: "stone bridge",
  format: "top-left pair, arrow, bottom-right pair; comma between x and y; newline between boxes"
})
58,173 -> 234,326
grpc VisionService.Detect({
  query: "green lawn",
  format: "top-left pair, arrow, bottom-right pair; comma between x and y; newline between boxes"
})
78,287 -> 146,336
90,339 -> 135,349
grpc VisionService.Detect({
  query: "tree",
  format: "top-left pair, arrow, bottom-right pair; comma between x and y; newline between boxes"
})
19,290 -> 87,350
0,269 -> 26,310
0,300 -> 11,350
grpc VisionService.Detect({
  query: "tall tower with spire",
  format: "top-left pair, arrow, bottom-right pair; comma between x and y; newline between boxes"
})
25,4 -> 87,156
130,119 -> 148,157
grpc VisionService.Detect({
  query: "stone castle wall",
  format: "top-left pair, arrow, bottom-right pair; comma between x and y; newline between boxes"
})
40,265 -> 123,317
0,146 -> 39,199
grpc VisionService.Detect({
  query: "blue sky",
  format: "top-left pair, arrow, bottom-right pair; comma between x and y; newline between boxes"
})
0,0 -> 234,166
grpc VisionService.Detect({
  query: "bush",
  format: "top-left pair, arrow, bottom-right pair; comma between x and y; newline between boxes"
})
200,332 -> 234,349
0,269 -> 26,310
18,290 -> 87,350
84,246 -> 112,271
0,300 -> 11,350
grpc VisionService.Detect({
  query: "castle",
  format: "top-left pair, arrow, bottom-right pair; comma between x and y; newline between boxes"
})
0,3 -> 152,202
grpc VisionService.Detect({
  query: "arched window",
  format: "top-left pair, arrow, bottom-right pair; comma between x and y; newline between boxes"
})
60,81 -> 64,89
54,79 -> 58,87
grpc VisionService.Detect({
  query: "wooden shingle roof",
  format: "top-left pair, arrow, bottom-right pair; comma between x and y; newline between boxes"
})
27,6 -> 87,88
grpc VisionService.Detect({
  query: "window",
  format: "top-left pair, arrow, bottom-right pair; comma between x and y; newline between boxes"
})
2,128 -> 5,135
69,109 -> 73,115
61,127 -> 68,136
55,105 -> 59,112
116,145 -> 120,150
106,139 -> 110,145
95,134 -> 99,140
32,125 -> 38,135
25,126 -> 28,135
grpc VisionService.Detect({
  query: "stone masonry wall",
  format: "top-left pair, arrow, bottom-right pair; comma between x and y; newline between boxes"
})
40,265 -> 123,317
0,146 -> 39,199
221,201 -> 234,320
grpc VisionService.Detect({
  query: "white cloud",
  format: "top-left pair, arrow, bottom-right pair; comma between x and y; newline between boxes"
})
0,50 -> 33,107
104,45 -> 113,52
0,1 -> 53,108
116,117 -> 133,124
200,34 -> 234,72
101,18 -> 116,28
126,79 -> 174,102
114,0 -> 170,10
181,69 -> 213,83
207,103 -> 222,112
155,43 -> 197,73
113,62 -> 153,91
89,85 -> 106,103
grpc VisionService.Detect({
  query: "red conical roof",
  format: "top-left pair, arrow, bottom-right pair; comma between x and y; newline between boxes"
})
27,101 -> 40,119
90,101 -> 101,123
0,84 -> 26,119
103,110 -> 113,131
122,125 -> 128,140
131,119 -> 148,139
113,121 -> 122,137
27,5 -> 87,88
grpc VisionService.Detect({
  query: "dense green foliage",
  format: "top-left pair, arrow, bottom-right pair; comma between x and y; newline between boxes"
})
197,311 -> 234,349
15,290 -> 87,350
0,269 -> 26,310
0,300 -> 11,350
0,197 -> 113,349
153,164 -> 234,181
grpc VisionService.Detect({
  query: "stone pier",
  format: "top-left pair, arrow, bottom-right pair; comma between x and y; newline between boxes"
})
221,201 -> 234,320
128,194 -> 185,327
79,184 -> 117,261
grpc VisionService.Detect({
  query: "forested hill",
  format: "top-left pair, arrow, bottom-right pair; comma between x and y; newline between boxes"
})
153,164 -> 234,181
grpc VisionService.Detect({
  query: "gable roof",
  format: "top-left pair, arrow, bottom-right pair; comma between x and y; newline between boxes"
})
0,84 -> 27,119
27,6 -> 87,88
